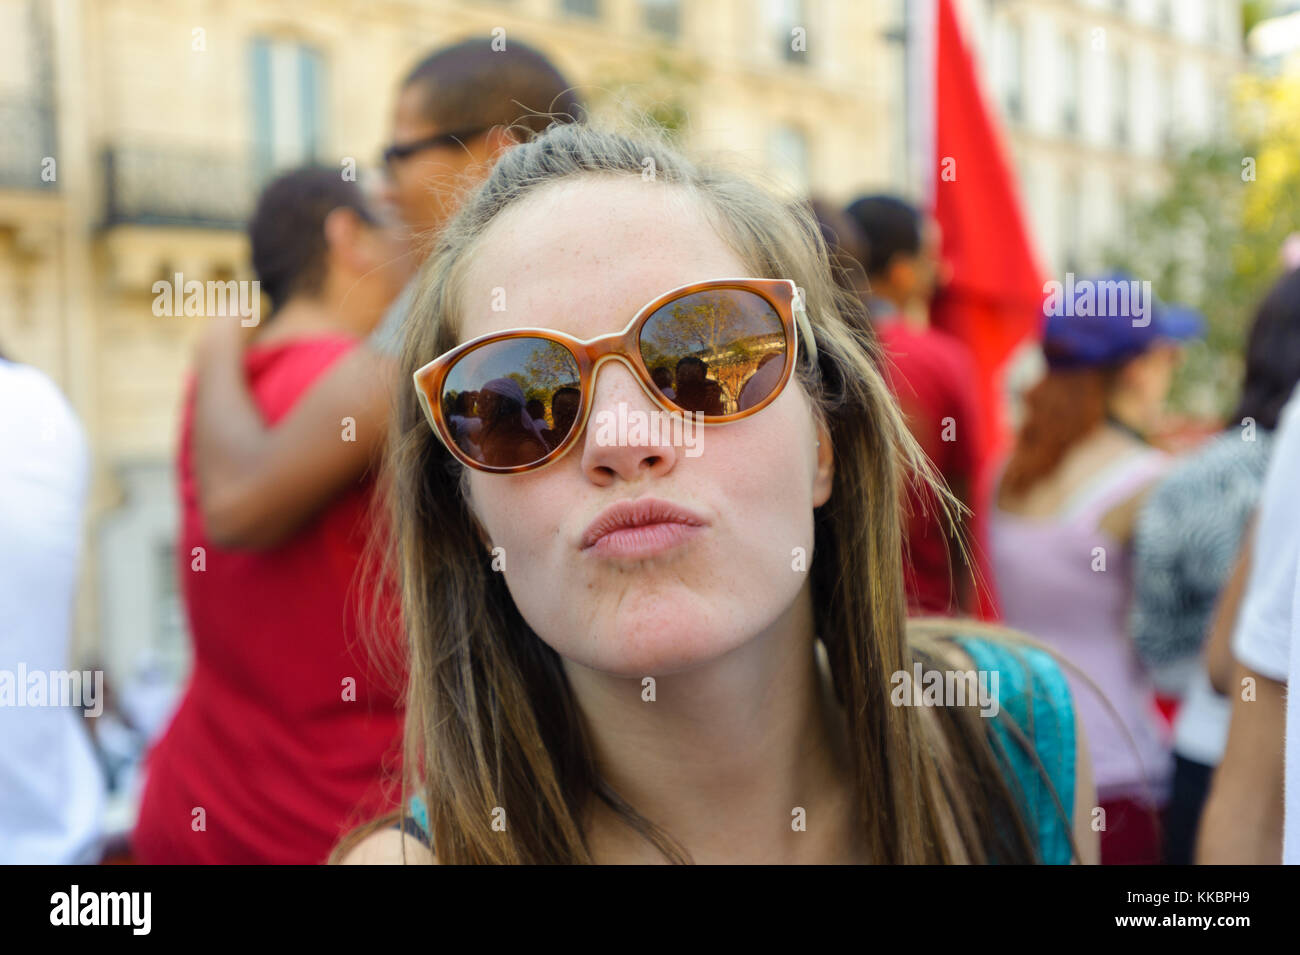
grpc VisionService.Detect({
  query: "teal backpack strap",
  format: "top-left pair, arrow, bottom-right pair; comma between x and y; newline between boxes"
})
953,635 -> 1077,864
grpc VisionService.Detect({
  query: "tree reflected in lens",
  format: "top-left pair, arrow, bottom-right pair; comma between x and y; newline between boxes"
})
640,289 -> 786,415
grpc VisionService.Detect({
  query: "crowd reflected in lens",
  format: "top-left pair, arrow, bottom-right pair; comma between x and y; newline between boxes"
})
439,289 -> 790,467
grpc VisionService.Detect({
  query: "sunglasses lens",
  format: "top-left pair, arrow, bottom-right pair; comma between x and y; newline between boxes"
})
441,338 -> 581,468
639,288 -> 788,416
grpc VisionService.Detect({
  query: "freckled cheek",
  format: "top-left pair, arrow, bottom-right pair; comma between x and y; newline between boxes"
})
471,479 -> 571,578
707,413 -> 816,556
481,490 -> 589,640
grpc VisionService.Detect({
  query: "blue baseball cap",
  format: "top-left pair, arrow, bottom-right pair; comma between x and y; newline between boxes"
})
1041,270 -> 1204,370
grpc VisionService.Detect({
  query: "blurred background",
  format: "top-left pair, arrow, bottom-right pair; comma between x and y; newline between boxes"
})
3,0 -> 1300,849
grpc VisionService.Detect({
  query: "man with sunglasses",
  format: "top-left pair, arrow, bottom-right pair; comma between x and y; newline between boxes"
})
192,38 -> 581,548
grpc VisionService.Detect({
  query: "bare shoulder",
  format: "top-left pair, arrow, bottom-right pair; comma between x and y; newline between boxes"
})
932,637 -> 976,671
338,827 -> 437,865
913,616 -> 1061,657
908,617 -> 1022,668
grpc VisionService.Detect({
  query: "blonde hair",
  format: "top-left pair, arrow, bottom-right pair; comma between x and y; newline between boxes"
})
333,118 -> 1077,864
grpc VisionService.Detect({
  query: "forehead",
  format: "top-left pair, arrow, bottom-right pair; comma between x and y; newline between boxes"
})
456,176 -> 751,343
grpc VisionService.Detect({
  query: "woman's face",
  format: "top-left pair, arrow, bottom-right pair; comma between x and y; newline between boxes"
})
456,177 -> 834,676
1119,341 -> 1181,429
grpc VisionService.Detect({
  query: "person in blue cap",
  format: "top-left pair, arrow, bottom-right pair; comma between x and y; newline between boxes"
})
1038,270 -> 1205,381
989,270 -> 1204,865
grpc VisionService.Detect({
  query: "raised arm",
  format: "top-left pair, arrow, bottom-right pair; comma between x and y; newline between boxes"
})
1195,660 -> 1286,863
1071,704 -> 1100,865
1206,520 -> 1255,696
191,319 -> 395,549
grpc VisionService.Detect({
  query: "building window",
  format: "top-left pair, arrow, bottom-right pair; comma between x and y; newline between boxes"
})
249,37 -> 325,181
1115,180 -> 1133,249
765,0 -> 809,65
1156,0 -> 1172,30
1112,52 -> 1129,147
997,19 -> 1024,123
768,124 -> 810,192
561,0 -> 600,19
1061,177 -> 1081,277
643,0 -> 680,39
1060,36 -> 1079,135
1154,64 -> 1175,154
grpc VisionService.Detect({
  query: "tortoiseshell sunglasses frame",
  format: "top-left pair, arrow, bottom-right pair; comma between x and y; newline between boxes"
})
412,277 -> 819,474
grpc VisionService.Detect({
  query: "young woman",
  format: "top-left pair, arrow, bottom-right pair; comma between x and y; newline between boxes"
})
991,274 -> 1203,865
336,121 -> 1097,865
132,168 -> 411,863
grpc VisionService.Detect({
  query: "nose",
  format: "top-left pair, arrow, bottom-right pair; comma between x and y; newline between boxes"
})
577,358 -> 680,484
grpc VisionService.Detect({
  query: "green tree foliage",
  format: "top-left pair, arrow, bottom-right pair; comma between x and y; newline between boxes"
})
1109,70 -> 1300,418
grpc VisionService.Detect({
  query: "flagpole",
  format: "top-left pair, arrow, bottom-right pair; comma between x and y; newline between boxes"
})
906,0 -> 936,204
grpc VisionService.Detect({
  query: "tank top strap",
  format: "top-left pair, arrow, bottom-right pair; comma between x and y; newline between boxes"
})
1059,446 -> 1169,529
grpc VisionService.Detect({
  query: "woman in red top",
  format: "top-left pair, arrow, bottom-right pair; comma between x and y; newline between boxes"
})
132,168 -> 411,863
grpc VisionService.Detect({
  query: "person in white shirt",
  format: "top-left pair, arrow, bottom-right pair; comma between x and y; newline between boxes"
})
0,353 -> 105,863
1198,382 -> 1299,863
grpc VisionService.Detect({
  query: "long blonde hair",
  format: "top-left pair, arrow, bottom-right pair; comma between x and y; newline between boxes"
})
333,119 -> 1076,864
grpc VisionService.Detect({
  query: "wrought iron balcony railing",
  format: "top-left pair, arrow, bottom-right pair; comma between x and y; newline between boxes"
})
101,145 -> 257,229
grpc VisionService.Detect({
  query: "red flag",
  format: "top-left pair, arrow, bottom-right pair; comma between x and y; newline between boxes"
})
923,0 -> 1047,619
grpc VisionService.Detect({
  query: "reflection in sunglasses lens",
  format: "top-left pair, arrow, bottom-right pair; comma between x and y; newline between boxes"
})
442,338 -> 580,468
639,289 -> 787,416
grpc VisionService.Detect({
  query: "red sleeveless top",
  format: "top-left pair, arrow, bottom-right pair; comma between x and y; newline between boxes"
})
132,336 -> 405,863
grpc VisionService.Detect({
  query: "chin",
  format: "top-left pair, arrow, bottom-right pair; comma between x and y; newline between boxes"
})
579,604 -> 754,677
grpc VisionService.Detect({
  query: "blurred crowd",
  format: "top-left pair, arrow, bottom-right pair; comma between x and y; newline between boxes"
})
2,34 -> 1295,866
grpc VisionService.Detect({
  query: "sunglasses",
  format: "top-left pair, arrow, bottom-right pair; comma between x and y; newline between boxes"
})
381,127 -> 488,170
413,277 -> 819,474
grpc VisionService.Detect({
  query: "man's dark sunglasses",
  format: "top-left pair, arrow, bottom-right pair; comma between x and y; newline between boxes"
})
381,128 -> 488,168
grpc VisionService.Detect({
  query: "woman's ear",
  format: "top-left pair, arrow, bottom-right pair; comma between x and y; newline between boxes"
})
812,421 -> 834,508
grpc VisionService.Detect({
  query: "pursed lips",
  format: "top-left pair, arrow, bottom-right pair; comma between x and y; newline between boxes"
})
579,497 -> 710,559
